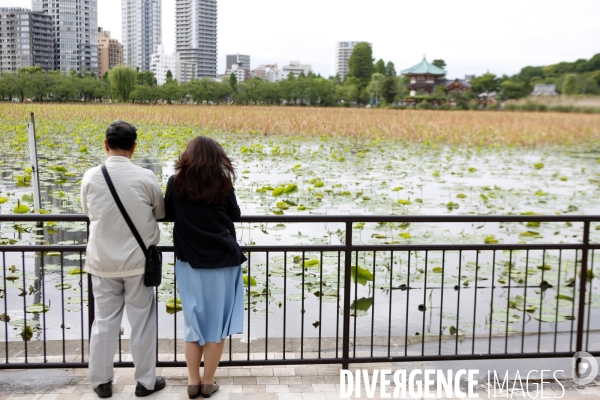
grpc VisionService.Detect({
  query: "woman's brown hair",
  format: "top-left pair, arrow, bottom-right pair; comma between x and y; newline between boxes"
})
174,136 -> 236,204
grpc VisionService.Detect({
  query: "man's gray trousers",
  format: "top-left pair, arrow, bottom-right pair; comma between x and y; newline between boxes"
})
89,274 -> 157,390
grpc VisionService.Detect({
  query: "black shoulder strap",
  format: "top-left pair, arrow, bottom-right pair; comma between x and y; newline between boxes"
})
101,165 -> 148,256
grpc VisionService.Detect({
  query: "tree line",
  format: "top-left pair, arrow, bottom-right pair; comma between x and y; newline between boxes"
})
1,45 -> 599,107
468,53 -> 600,99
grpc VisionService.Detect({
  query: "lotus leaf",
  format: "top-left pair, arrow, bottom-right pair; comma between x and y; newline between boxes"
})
26,303 -> 49,313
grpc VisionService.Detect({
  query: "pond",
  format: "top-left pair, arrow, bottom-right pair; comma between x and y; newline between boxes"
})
0,118 -> 599,353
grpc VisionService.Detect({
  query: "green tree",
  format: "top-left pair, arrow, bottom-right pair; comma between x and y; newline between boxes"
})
449,90 -> 475,110
561,74 -> 580,94
366,73 -> 386,104
16,67 -> 49,101
108,65 -> 137,102
160,80 -> 182,104
396,76 -> 409,99
12,72 -> 30,102
432,59 -> 446,69
385,61 -> 396,77
579,74 -> 599,94
432,84 -> 447,101
347,42 -> 374,92
18,66 -> 43,75
0,73 -> 14,101
229,73 -> 237,91
137,70 -> 156,86
470,73 -> 499,94
336,84 -> 359,104
381,76 -> 398,103
28,72 -> 55,101
133,85 -> 160,103
587,53 -> 600,72
374,59 -> 386,75
500,80 -> 530,99
92,79 -> 111,100
310,78 -> 336,106
589,70 -> 600,88
166,70 -> 173,82
52,73 -> 78,101
518,66 -> 544,82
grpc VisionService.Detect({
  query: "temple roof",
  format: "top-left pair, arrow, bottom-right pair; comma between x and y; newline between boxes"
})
444,79 -> 471,88
401,58 -> 446,75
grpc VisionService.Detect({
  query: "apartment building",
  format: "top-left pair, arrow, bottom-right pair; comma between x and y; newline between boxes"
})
251,63 -> 278,80
176,0 -> 217,78
0,7 -> 52,73
97,27 -> 123,78
32,0 -> 98,74
226,54 -> 249,72
150,45 -> 175,85
122,0 -> 161,71
175,51 -> 197,83
281,61 -> 312,79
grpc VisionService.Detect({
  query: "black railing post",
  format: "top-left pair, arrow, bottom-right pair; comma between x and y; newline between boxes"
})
342,221 -> 352,370
576,221 -> 590,353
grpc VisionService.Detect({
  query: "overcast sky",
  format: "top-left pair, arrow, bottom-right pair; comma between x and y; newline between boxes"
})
3,0 -> 599,77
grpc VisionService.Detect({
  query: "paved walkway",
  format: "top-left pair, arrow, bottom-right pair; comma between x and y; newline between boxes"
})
1,362 -> 600,399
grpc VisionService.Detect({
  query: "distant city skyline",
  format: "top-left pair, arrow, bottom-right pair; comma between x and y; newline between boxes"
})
1,0 -> 599,78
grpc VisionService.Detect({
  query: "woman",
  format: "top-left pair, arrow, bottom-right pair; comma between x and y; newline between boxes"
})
165,136 -> 246,399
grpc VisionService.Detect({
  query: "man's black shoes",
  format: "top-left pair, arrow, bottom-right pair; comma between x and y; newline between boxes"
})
135,376 -> 166,397
93,381 -> 112,398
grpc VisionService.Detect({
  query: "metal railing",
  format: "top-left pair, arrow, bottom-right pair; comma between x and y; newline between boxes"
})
0,214 -> 598,369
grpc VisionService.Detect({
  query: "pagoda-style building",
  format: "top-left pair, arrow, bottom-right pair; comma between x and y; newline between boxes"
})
401,58 -> 446,96
401,57 -> 472,98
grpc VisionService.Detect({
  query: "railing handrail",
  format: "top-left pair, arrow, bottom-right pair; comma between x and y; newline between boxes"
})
0,213 -> 597,370
1,213 -> 600,223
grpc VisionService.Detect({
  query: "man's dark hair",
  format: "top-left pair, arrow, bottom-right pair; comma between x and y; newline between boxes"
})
105,120 -> 137,151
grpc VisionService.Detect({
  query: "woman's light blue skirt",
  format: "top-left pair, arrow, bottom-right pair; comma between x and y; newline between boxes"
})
175,259 -> 244,345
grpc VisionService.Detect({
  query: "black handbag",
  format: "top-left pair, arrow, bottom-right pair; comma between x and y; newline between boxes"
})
101,165 -> 162,287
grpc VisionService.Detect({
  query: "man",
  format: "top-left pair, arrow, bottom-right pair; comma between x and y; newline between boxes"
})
81,121 -> 166,398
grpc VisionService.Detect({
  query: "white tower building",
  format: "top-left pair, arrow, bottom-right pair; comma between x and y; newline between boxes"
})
122,0 -> 162,71
176,0 -> 218,78
335,41 -> 371,81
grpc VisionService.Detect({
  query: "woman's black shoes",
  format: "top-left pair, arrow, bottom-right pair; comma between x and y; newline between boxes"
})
187,384 -> 201,399
200,382 -> 219,398
135,376 -> 166,397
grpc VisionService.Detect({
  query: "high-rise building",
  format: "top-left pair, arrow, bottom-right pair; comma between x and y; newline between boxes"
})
32,0 -> 98,74
176,0 -> 218,78
97,27 -> 123,78
0,8 -> 52,73
150,45 -> 176,85
335,41 -> 371,81
122,0 -> 162,71
226,54 -> 249,72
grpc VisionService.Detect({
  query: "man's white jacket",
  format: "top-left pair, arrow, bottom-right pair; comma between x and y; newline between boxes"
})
81,156 -> 165,278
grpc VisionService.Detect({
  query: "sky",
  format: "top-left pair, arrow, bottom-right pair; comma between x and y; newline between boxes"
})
3,0 -> 600,78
